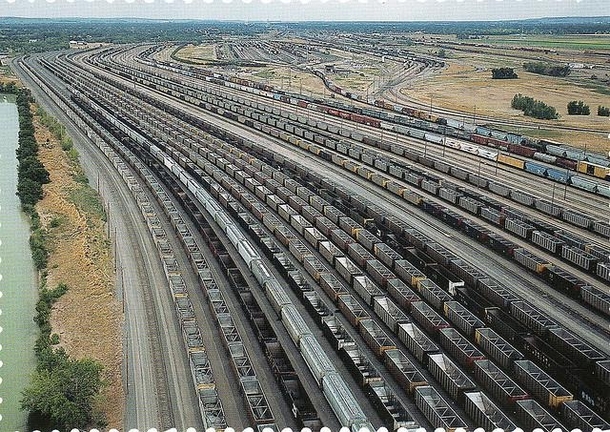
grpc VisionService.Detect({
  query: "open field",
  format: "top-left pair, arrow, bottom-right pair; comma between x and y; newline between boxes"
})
174,43 -> 217,63
484,34 -> 610,51
175,35 -> 610,154
404,65 -> 610,152
399,35 -> 610,153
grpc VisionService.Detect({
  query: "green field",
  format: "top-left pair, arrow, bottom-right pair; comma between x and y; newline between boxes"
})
486,35 -> 610,51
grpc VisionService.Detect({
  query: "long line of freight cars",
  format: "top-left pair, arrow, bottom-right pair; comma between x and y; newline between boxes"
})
121,80 -> 609,431
76,76 -> 422,429
134,47 -> 610,186
146,143 -> 327,431
157,41 -> 610,182
33,53 -> 388,431
78,52 -> 608,426
148,70 -> 610,288
71,47 -> 608,320
205,61 -> 610,190
45,82 -> 232,427
74,96 -> 316,429
97,52 -> 610,243
142,87 -> 610,431
205,80 -> 610,240
23,60 -> 326,431
30,49 -> 608,430
96,56 -> 610,311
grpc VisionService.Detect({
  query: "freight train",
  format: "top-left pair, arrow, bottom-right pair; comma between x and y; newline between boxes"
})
73,54 -> 604,428
107,56 -> 610,315
160,148 -> 376,432
22,44 -> 601,432
107,56 -> 610,310
271,126 -> 610,312
123,54 -> 610,200
155,77 -> 610,289
133,52 -> 610,182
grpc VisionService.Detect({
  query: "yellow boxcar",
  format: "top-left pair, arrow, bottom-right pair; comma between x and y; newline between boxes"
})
498,153 -> 525,170
579,160 -> 610,179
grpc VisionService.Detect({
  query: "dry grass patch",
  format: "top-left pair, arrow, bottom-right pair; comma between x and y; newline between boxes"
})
405,65 -> 610,152
34,114 -> 124,429
175,43 -> 217,62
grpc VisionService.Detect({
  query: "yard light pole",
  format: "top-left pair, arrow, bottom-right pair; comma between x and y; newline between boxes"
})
366,81 -> 373,104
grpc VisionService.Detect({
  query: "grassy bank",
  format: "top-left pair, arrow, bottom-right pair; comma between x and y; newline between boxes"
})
6,80 -> 111,430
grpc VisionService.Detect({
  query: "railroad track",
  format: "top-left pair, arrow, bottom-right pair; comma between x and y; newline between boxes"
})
125,48 -> 610,225
384,86 -> 610,135
88,44 -> 604,304
130,235 -> 175,429
17,44 -> 610,430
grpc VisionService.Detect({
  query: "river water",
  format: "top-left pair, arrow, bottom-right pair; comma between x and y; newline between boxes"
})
0,95 -> 39,431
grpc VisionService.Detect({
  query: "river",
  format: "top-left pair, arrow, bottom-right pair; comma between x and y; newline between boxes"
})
0,94 -> 39,431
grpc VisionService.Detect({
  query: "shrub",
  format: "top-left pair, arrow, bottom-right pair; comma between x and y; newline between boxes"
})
523,62 -> 570,77
511,93 -> 558,120
491,67 -> 518,79
567,100 -> 590,115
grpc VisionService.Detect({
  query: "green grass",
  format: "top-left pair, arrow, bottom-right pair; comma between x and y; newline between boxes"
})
253,70 -> 277,79
68,184 -> 106,224
486,35 -> 610,51
577,81 -> 610,96
492,124 -> 563,140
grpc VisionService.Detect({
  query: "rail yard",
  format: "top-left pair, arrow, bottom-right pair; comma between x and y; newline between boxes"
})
10,32 -> 610,432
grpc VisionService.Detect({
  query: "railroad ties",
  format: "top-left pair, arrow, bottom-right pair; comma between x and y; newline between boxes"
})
19,46 -> 610,431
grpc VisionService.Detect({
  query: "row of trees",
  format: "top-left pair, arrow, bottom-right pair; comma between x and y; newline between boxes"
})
511,93 -> 559,120
15,88 -> 50,210
6,85 -> 106,430
523,61 -> 571,77
567,100 -> 610,117
12,88 -> 51,270
491,63 -> 570,80
23,281 -> 105,431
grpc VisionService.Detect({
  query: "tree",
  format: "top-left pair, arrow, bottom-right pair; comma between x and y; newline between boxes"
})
511,94 -> 558,120
21,352 -> 104,430
523,62 -> 571,77
19,156 -> 51,185
567,100 -> 590,115
598,105 -> 610,117
492,68 -> 518,79
17,177 -> 45,207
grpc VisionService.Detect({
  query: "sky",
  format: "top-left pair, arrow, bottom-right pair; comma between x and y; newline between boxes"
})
1,0 -> 609,21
